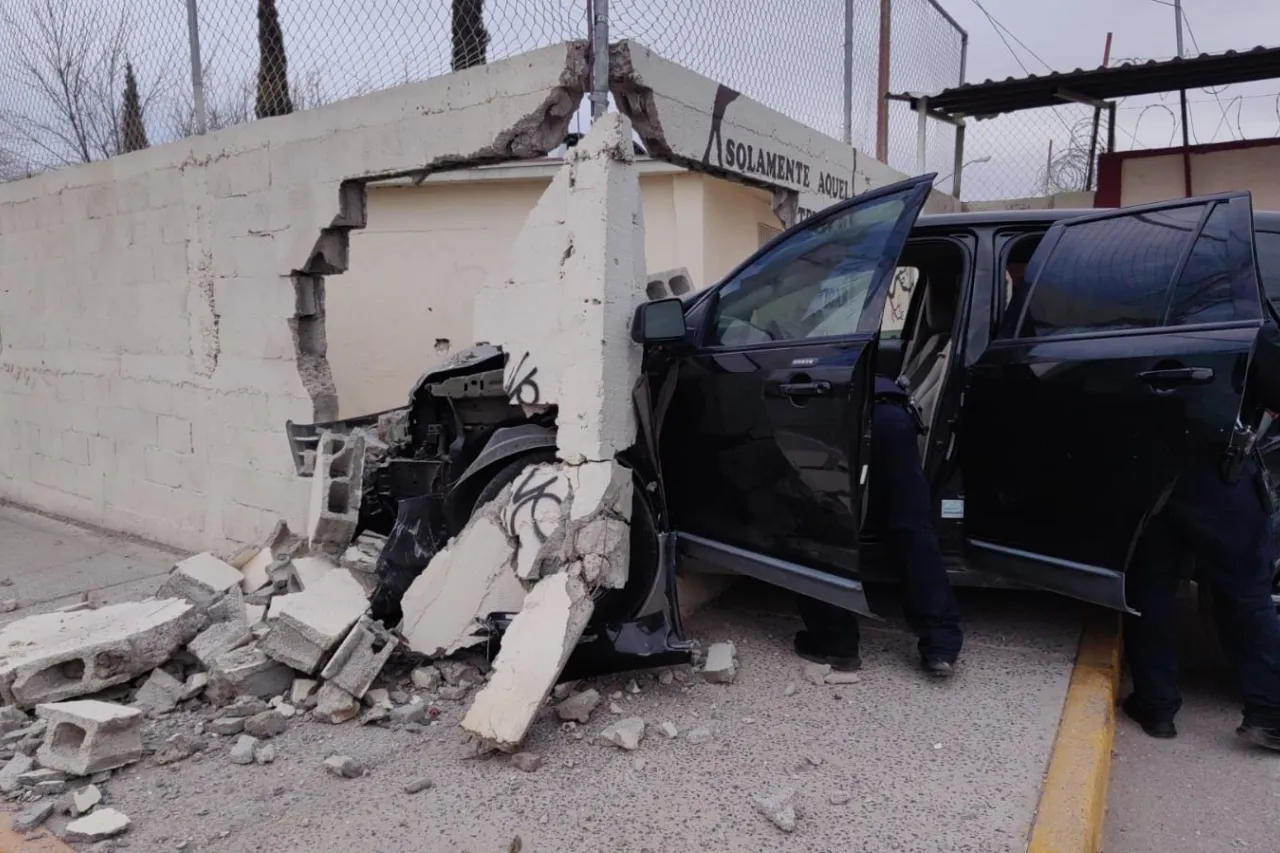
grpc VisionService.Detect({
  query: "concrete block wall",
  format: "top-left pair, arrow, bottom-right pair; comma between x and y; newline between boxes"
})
0,43 -> 588,552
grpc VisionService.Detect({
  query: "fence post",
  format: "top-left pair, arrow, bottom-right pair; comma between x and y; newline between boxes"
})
842,0 -> 854,146
875,0 -> 891,162
589,0 -> 610,120
185,0 -> 207,135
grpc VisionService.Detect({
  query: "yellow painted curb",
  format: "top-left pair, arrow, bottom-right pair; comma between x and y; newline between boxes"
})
1027,609 -> 1123,853
0,816 -> 76,853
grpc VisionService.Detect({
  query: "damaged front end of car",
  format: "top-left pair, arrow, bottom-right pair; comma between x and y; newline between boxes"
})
284,344 -> 691,679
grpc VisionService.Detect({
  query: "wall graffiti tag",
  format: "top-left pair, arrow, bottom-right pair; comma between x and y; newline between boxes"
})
504,352 -> 541,406
506,467 -> 565,544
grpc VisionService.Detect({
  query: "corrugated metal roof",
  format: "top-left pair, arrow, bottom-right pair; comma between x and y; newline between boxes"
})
895,46 -> 1280,119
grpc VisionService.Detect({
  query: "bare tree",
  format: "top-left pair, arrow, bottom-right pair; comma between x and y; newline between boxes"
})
451,0 -> 489,71
0,0 -> 161,167
120,62 -> 149,153
256,0 -> 294,119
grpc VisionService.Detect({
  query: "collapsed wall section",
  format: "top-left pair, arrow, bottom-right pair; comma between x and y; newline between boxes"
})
0,43 -> 588,553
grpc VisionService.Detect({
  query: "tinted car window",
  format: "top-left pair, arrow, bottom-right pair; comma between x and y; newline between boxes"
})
1166,203 -> 1235,326
1017,204 -> 1205,339
709,190 -> 909,346
1257,230 -> 1280,307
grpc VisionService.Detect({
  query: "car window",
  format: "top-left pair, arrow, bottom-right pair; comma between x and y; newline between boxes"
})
1015,204 -> 1206,339
1257,229 -> 1280,308
1166,203 -> 1237,326
880,266 -> 919,340
708,189 -> 910,346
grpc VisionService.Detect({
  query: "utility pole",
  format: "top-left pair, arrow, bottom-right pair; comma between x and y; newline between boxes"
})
1174,0 -> 1192,196
1173,0 -> 1185,58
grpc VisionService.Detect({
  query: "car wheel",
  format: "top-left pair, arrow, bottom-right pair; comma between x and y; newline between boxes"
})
468,451 -> 659,625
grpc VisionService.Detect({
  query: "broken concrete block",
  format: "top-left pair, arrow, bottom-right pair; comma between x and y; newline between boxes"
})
223,696 -> 270,718
261,570 -> 367,674
660,721 -> 678,739
13,799 -> 54,832
35,700 -> 143,775
72,784 -> 103,815
242,710 -> 286,739
438,684 -> 470,701
207,717 -> 244,736
307,432 -> 366,549
0,752 -> 33,792
188,619 -> 253,669
461,573 -> 594,749
600,717 -> 645,751
554,689 -> 600,724
206,645 -> 294,702
153,733 -> 203,765
312,683 -> 360,724
803,663 -> 831,686
323,753 -> 364,778
181,673 -> 208,701
238,520 -> 295,593
290,556 -> 337,591
133,668 -> 186,714
410,667 -> 441,692
229,734 -> 257,765
318,616 -> 396,699
290,678 -> 318,705
753,786 -> 799,832
363,688 -> 392,709
0,705 -> 30,734
702,642 -> 738,684
156,553 -> 243,609
360,705 -> 390,725
65,807 -> 131,841
0,599 -> 204,708
206,585 -> 247,625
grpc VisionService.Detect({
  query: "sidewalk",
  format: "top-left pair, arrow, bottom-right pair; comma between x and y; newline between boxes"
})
1,502 -> 1095,852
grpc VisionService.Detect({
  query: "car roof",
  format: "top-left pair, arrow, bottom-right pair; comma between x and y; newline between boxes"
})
915,206 -> 1280,231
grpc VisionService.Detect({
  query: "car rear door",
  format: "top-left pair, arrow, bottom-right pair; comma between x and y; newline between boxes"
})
960,192 -> 1265,610
660,174 -> 936,617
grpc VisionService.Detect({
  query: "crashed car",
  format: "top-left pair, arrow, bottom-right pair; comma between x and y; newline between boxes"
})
288,173 -> 1280,675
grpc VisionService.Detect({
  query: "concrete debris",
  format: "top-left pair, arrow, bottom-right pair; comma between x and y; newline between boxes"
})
404,777 -> 434,794
389,690 -> 409,705
410,667 -> 442,692
207,717 -> 245,736
551,681 -> 577,701
207,645 -> 294,702
342,532 -> 385,573
555,686 -> 599,722
229,735 -> 257,765
633,757 -> 647,771
308,432 -> 366,549
701,642 -> 738,684
0,753 -> 34,792
132,668 -> 186,714
323,754 -> 364,778
611,691 -> 623,700
0,599 -> 204,708
0,599 -> 17,613
686,726 -> 712,745
753,786 -> 799,833
65,807 -> 132,842
439,661 -> 481,686
35,700 -> 143,775
276,703 -> 297,719
261,569 -> 368,674
18,767 -> 66,788
153,733 -> 204,765
824,671 -> 861,685
206,585 -> 247,625
600,717 -> 645,751
180,673 -> 208,701
438,684 -> 472,701
242,710 -> 287,739
289,556 -> 338,592
188,619 -> 252,670
829,790 -> 852,806
156,553 -> 243,609
660,721 -> 678,739
319,616 -> 396,699
783,682 -> 798,697
0,705 -> 30,734
359,706 -> 390,725
625,678 -> 641,694
72,783 -> 103,815
389,702 -> 429,726
222,696 -> 270,718
290,678 -> 319,705
363,688 -> 393,709
805,754 -> 824,767
255,742 -> 276,764
803,663 -> 832,686
510,752 -> 542,772
238,521 -> 296,593
658,670 -> 674,686
313,683 -> 360,725
609,701 -> 624,715
13,799 -> 54,833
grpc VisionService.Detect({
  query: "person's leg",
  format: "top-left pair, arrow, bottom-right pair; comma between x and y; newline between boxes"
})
869,400 -> 963,667
794,595 -> 862,671
1121,514 -> 1182,737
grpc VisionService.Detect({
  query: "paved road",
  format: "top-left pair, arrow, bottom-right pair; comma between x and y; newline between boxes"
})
1,503 -> 1087,852
1105,589 -> 1280,853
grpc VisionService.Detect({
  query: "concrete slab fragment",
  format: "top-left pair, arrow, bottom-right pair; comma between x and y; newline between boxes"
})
207,645 -> 294,702
188,619 -> 253,669
260,569 -> 367,674
64,807 -> 131,842
156,553 -> 242,608
0,598 -> 204,708
132,668 -> 186,713
319,616 -> 397,699
35,700 -> 143,775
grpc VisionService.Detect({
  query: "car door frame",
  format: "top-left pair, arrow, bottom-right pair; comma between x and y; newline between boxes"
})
959,191 -> 1264,611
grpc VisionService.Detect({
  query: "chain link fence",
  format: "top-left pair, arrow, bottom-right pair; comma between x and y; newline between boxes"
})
883,0 -> 965,182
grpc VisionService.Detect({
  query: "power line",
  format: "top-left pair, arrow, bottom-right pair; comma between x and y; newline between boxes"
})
963,0 -> 1055,74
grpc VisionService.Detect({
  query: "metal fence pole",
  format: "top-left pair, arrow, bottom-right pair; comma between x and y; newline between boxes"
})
185,0 -> 207,135
875,0 -> 891,162
589,0 -> 610,120
842,0 -> 854,146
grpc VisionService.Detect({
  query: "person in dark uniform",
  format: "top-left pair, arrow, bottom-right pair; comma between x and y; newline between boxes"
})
1122,322 -> 1280,750
794,376 -> 964,677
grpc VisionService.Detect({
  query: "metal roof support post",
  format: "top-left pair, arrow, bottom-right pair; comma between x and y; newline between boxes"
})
951,121 -> 966,199
916,96 -> 929,176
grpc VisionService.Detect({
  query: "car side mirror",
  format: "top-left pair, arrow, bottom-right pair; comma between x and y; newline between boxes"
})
631,297 -> 688,345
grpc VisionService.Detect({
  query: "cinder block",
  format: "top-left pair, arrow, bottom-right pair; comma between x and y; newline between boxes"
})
35,700 -> 143,775
319,616 -> 397,700
306,432 -> 365,549
0,599 -> 204,709
206,645 -> 294,703
260,570 -> 367,674
156,553 -> 243,609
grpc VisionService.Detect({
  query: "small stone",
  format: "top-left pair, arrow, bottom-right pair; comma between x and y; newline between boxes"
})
290,678 -> 319,705
554,689 -> 600,724
933,743 -> 943,750
805,754 -> 824,767
65,807 -> 131,842
783,682 -> 798,697
0,600 -> 17,613
390,703 -> 428,726
551,681 -> 577,701
323,754 -> 363,778
73,784 -> 103,815
510,752 -> 542,773
600,717 -> 645,751
833,692 -> 844,701
13,799 -> 54,832
154,733 -> 204,766
824,671 -> 861,685
242,710 -> 287,739
658,670 -> 674,686
313,683 -> 360,724
438,661 -> 479,686
229,735 -> 257,765
360,706 -> 390,726
403,777 -> 434,794
224,696 -> 270,718
753,786 -> 798,832
803,663 -> 831,686
686,726 -> 713,745
389,690 -> 409,706
0,753 -> 33,793
363,688 -> 392,709
276,703 -> 297,719
702,641 -> 738,684
207,717 -> 244,736
829,790 -> 852,806
437,684 -> 470,701
133,668 -> 186,713
254,743 -> 276,765
410,667 -> 442,691
625,678 -> 641,694
632,757 -> 647,771
609,701 -> 624,715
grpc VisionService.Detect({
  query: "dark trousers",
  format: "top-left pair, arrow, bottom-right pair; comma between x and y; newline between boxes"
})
798,400 -> 964,662
1124,457 -> 1280,729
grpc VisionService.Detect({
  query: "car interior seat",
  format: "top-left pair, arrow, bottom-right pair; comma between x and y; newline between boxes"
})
898,268 -> 958,459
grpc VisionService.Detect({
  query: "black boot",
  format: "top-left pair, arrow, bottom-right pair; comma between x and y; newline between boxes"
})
793,631 -> 862,672
1122,694 -> 1177,739
1237,725 -> 1280,751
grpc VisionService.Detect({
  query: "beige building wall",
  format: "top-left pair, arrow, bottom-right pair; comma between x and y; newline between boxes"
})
327,162 -> 782,416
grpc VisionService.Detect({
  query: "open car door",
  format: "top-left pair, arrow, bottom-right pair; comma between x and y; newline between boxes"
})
660,174 -> 936,617
961,192 -> 1265,609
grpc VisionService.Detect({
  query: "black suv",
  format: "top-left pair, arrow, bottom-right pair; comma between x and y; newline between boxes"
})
289,174 -> 1280,671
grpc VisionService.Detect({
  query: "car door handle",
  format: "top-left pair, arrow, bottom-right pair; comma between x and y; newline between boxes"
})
779,380 -> 832,397
1136,367 -> 1215,387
